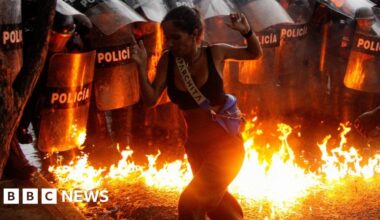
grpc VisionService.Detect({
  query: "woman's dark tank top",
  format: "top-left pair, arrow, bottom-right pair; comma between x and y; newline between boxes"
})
167,47 -> 225,110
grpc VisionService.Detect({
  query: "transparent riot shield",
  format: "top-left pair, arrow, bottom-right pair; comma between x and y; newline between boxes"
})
234,0 -> 293,117
372,7 -> 380,36
38,51 -> 96,152
276,1 -> 316,115
196,0 -> 236,19
204,16 -> 243,45
318,0 -> 375,19
0,0 -> 22,83
238,28 -> 281,84
237,0 -> 293,32
128,0 -> 168,22
90,26 -> 140,110
284,0 -> 313,22
57,0 -> 84,16
237,0 -> 292,84
344,33 -> 380,93
196,0 -> 242,45
56,0 -> 92,26
64,0 -> 146,35
235,28 -> 282,118
164,0 -> 195,9
277,2 -> 312,76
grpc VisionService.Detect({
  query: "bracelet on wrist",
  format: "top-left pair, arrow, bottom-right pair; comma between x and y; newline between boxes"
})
242,29 -> 253,38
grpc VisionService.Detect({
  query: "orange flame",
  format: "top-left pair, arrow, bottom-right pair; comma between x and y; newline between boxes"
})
49,120 -> 380,214
318,123 -> 380,180
319,24 -> 328,72
147,23 -> 163,82
49,154 -> 105,190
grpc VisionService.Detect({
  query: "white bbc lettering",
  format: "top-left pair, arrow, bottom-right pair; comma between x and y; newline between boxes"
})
61,190 -> 109,203
61,190 -> 72,203
73,190 -> 84,203
83,190 -> 99,202
3,188 -> 107,204
22,188 -> 38,204
3,188 -> 19,204
41,188 -> 57,204
99,190 -> 109,202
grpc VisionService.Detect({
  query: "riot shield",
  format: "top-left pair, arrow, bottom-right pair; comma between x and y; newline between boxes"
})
57,0 -> 84,16
64,0 -> 146,35
344,32 -> 380,93
90,26 -> 140,110
38,51 -> 96,152
238,28 -> 281,84
276,1 -> 316,115
277,1 -> 312,76
284,0 -> 313,22
238,0 -> 294,32
236,27 -> 281,118
278,24 -> 308,75
204,16 -> 244,45
57,0 -> 92,25
237,0 -> 292,84
195,0 -> 242,45
128,0 -> 168,22
0,0 -> 22,83
318,0 -> 375,19
164,0 -> 195,9
372,7 -> 380,35
196,0 -> 236,19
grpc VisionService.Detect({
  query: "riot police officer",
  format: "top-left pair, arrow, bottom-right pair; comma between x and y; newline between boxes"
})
16,11 -> 76,144
341,7 -> 380,123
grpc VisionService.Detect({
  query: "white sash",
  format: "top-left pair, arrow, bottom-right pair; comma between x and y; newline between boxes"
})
175,57 -> 210,108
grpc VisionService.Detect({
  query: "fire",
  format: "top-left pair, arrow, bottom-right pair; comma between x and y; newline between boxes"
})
230,121 -> 320,211
142,152 -> 192,191
343,54 -> 365,89
107,146 -> 143,179
147,23 -> 163,82
70,124 -> 86,147
49,119 -> 380,214
238,59 -> 263,84
318,123 -> 380,180
147,23 -> 170,104
319,24 -> 328,72
49,154 -> 105,190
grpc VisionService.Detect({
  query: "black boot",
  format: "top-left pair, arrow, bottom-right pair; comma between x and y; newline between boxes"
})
4,138 -> 37,180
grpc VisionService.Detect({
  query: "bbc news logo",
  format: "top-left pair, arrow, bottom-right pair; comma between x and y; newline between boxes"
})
2,188 -> 109,204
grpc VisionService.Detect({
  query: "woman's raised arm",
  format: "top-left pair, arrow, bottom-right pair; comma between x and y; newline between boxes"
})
131,40 -> 168,107
212,12 -> 263,61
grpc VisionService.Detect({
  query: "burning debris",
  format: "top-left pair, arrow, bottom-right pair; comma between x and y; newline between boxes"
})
47,120 -> 380,219
4,1 -> 380,220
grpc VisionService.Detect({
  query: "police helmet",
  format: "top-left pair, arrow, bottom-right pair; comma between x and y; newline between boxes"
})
355,7 -> 375,20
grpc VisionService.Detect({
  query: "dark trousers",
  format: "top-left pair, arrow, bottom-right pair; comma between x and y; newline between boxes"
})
178,120 -> 245,220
